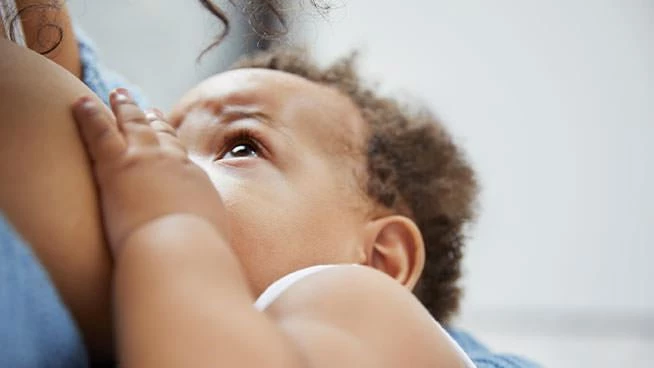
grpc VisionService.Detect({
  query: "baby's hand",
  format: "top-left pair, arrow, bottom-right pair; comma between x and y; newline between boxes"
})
73,89 -> 226,257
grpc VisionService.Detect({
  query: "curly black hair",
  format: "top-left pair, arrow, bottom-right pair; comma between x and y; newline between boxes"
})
4,0 -> 65,54
5,0 -> 307,55
231,48 -> 478,323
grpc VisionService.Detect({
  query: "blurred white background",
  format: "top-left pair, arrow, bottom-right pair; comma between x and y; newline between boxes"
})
70,1 -> 653,366
69,0 -> 254,108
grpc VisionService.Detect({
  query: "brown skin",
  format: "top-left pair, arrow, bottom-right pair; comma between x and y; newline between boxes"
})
170,68 -> 394,294
72,72 -> 468,366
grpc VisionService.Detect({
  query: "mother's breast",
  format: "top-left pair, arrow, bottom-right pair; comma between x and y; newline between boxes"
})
0,38 -> 114,362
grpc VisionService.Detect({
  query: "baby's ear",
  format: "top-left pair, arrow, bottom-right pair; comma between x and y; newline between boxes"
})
363,216 -> 425,290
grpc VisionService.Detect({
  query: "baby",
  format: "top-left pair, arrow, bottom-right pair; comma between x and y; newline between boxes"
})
72,48 -> 478,367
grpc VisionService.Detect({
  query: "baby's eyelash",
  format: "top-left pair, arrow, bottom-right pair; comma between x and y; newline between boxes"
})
217,127 -> 267,159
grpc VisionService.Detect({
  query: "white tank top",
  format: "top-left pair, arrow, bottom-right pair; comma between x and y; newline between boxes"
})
254,264 -> 476,367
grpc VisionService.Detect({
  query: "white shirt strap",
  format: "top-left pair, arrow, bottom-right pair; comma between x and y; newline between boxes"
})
253,264 -> 476,367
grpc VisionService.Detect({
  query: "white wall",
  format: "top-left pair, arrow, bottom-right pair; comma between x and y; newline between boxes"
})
69,0 -> 250,109
292,1 -> 653,366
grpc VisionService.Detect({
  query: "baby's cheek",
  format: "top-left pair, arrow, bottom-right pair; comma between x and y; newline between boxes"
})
225,211 -> 288,295
226,192 -> 312,288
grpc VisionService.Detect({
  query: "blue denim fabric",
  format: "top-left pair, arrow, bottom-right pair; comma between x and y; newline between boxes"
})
0,215 -> 88,368
446,328 -> 542,367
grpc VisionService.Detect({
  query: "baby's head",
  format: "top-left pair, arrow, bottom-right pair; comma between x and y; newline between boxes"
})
170,48 -> 477,322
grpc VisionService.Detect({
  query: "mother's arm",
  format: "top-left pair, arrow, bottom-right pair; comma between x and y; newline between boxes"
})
0,38 -> 113,361
13,0 -> 81,77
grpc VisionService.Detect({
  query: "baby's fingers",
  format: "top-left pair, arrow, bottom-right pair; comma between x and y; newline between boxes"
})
146,110 -> 188,158
73,97 -> 126,162
111,89 -> 158,148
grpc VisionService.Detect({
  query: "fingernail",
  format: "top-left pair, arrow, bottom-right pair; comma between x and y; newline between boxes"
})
145,111 -> 158,121
152,108 -> 164,118
111,88 -> 131,104
113,93 -> 128,104
115,88 -> 131,98
76,96 -> 96,111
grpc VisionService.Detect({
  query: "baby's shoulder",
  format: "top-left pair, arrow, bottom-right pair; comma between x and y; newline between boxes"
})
260,264 -> 430,319
259,265 -> 472,367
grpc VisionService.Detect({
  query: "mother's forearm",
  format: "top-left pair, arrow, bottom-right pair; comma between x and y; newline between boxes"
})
15,0 -> 81,77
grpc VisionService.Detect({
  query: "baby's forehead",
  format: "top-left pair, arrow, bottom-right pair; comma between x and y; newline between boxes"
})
183,68 -> 348,111
173,68 -> 367,154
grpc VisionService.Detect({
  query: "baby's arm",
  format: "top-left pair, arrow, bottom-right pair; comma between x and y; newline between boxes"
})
74,90 -> 305,367
73,90 -> 468,367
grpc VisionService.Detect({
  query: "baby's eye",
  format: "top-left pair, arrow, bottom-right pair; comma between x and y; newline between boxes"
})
222,142 -> 259,159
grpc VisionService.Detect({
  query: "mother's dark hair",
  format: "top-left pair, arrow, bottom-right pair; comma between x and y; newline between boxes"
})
6,0 -> 329,56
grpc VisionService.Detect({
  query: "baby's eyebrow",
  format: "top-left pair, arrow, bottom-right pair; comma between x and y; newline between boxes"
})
218,109 -> 277,129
